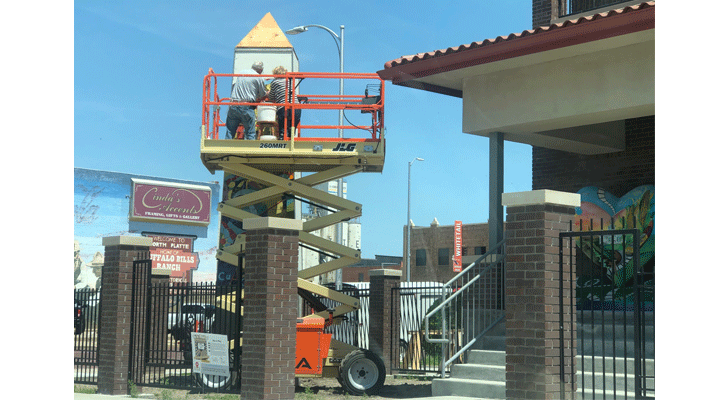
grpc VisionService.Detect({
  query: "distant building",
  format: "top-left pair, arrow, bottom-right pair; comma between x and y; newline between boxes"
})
404,219 -> 499,283
342,255 -> 403,283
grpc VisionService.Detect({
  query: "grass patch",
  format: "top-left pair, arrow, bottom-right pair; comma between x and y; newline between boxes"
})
128,380 -> 140,398
201,394 -> 239,400
74,385 -> 96,394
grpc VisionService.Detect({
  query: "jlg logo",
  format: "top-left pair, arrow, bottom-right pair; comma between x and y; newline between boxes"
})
332,143 -> 356,152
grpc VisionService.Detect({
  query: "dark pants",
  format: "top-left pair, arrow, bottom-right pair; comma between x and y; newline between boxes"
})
276,108 -> 301,138
226,105 -> 256,139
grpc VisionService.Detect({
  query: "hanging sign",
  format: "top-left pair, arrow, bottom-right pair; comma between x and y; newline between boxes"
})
453,221 -> 463,272
148,235 -> 199,283
130,179 -> 211,226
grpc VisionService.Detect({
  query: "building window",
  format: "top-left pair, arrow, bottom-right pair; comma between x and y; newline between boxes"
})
462,247 -> 468,256
474,246 -> 487,255
438,248 -> 450,266
415,249 -> 426,266
358,273 -> 365,282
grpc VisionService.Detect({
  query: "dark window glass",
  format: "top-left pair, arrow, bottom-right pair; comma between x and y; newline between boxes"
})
438,248 -> 450,266
415,249 -> 426,266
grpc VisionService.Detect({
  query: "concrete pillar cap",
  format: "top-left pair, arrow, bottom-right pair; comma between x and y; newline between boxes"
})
242,217 -> 304,231
101,236 -> 153,247
502,189 -> 580,207
369,269 -> 402,277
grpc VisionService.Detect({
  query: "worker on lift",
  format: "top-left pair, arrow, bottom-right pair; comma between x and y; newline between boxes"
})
269,66 -> 302,140
226,61 -> 268,140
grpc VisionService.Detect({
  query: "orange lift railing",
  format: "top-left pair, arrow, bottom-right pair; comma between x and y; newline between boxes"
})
202,69 -> 384,142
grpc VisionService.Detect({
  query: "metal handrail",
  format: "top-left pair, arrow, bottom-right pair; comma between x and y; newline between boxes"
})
423,237 -> 506,377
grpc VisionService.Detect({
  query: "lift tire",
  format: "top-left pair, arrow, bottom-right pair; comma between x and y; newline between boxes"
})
338,349 -> 386,396
195,348 -> 238,390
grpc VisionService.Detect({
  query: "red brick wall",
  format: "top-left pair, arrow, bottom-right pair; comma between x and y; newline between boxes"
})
532,116 -> 655,197
505,203 -> 578,400
368,271 -> 401,372
240,227 -> 299,400
98,244 -> 150,395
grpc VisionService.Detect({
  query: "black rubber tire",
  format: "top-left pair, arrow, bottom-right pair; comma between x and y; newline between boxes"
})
338,349 -> 386,396
195,347 -> 238,390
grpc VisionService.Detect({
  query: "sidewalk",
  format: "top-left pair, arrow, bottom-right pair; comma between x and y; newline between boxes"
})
74,395 -> 156,400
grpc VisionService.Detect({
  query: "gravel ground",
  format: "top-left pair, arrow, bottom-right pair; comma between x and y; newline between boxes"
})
77,376 -> 432,399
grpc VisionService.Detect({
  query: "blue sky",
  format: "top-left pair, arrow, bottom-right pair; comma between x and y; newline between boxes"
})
74,0 -> 534,260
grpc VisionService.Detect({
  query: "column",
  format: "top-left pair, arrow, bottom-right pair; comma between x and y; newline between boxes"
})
97,236 -> 152,395
368,269 -> 401,372
502,190 -> 580,400
239,217 -> 302,400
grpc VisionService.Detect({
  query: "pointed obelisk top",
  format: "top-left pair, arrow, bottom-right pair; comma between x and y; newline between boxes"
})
236,13 -> 292,48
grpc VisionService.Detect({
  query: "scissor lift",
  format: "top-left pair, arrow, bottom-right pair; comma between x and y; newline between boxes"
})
199,69 -> 387,395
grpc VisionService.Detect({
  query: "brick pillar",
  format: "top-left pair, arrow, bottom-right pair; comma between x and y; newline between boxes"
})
501,190 -> 579,400
368,269 -> 401,373
97,236 -> 152,396
239,217 -> 302,400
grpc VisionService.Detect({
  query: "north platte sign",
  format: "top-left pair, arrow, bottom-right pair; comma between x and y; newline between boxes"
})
130,179 -> 211,226
148,235 -> 200,282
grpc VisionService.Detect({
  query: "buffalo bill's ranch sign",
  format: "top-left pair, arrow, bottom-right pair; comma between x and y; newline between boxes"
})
130,179 -> 211,226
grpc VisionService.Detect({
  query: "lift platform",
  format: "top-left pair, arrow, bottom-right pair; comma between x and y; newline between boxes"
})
199,69 -> 388,395
200,70 -> 385,175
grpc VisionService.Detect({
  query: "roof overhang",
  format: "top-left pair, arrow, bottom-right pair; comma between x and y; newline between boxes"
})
378,2 -> 655,154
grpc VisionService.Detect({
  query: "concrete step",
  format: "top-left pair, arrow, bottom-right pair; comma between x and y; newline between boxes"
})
432,377 -> 505,399
578,338 -> 655,358
578,310 -> 654,324
475,334 -> 506,351
466,349 -> 505,365
451,363 -> 505,381
580,355 -> 655,374
577,387 -> 655,400
579,370 -> 655,393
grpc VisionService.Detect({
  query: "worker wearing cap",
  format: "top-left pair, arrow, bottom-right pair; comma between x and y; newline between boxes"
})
226,61 -> 268,139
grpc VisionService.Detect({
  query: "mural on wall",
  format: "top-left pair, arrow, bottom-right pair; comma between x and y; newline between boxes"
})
574,185 -> 655,309
74,168 -> 221,285
217,173 -> 296,283
75,240 -> 103,289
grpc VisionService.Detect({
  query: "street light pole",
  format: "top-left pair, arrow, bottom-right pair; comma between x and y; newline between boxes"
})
286,23 -> 346,290
285,24 -> 344,139
406,158 -> 424,282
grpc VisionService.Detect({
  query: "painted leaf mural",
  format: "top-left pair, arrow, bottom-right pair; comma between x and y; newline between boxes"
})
574,185 -> 655,306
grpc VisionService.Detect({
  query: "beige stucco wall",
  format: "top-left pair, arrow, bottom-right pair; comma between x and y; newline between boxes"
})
462,36 -> 654,153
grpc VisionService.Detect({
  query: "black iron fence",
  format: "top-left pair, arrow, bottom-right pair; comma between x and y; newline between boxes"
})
560,220 -> 655,399
301,282 -> 461,375
128,257 -> 244,393
87,259 -> 466,393
394,283 -> 450,374
74,287 -> 102,385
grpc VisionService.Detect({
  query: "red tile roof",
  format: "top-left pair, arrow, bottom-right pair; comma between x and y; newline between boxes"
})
378,1 -> 654,86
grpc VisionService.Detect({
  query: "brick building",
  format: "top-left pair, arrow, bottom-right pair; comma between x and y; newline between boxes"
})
342,255 -> 402,282
404,219 -> 495,283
